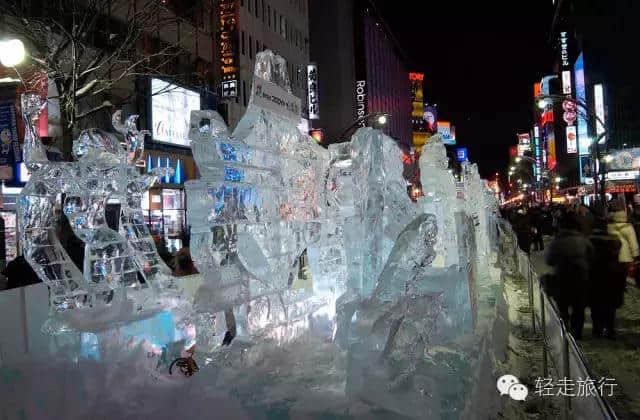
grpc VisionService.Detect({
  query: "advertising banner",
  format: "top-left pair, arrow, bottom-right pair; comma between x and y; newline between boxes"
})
566,126 -> 577,154
606,148 -> 640,171
437,121 -> 455,145
251,76 -> 301,121
307,64 -> 319,119
0,102 -> 20,166
575,53 -> 590,155
423,106 -> 438,134
517,133 -> 531,156
594,84 -> 606,143
151,79 -> 201,147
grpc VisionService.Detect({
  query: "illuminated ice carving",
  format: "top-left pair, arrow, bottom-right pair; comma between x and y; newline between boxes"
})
186,51 -> 330,346
419,134 -> 459,267
18,93 -> 178,333
461,162 -> 492,259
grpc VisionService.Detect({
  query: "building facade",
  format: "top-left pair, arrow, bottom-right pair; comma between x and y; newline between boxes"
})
309,0 -> 412,147
218,0 -> 310,129
545,0 -> 640,190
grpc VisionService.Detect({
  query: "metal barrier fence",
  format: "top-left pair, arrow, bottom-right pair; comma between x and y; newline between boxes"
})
500,221 -> 618,420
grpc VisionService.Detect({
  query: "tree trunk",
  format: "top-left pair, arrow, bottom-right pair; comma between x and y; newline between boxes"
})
61,121 -> 74,161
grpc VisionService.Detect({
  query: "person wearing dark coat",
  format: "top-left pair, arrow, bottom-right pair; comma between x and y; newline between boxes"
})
531,207 -> 546,251
512,208 -> 533,254
545,213 -> 594,339
2,256 -> 41,289
589,223 -> 625,338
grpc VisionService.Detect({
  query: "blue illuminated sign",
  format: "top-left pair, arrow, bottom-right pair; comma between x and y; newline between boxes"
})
456,147 -> 468,162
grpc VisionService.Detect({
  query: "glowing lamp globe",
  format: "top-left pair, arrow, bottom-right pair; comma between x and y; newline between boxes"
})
0,39 -> 26,67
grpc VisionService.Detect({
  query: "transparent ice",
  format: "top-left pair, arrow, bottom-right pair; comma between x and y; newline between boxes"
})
418,134 -> 460,267
186,50 -> 331,347
18,94 -> 184,333
9,53 -> 504,420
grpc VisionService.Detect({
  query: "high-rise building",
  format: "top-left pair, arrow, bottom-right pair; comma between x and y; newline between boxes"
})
548,0 -> 640,188
309,0 -> 412,147
217,0 -> 310,129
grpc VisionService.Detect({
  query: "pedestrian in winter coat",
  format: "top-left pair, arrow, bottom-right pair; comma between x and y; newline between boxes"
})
531,207 -> 546,251
589,222 -> 625,339
512,208 -> 533,254
607,209 -> 640,267
545,213 -> 594,339
576,205 -> 594,236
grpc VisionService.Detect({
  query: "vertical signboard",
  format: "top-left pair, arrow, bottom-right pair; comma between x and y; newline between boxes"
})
355,80 -> 367,127
0,102 -> 20,166
219,0 -> 239,98
534,125 -> 542,181
575,53 -> 589,155
594,84 -> 606,143
307,64 -> 319,119
562,70 -> 572,95
566,126 -> 577,154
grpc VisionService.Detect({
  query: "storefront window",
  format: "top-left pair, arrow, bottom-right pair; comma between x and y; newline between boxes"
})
142,188 -> 187,254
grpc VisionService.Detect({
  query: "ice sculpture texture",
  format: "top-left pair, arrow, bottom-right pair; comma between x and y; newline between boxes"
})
186,50 -> 331,346
18,94 -> 181,333
419,134 -> 460,267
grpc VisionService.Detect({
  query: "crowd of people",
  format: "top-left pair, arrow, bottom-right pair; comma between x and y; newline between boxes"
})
502,200 -> 640,340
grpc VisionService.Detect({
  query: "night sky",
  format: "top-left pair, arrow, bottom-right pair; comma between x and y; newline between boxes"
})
373,0 -> 555,178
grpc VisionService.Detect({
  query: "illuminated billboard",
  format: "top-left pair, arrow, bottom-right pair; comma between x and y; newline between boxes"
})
456,147 -> 468,162
219,0 -> 239,97
574,53 -> 589,155
151,79 -> 201,147
438,121 -> 455,145
566,126 -> 577,154
307,64 -> 319,119
594,84 -> 606,143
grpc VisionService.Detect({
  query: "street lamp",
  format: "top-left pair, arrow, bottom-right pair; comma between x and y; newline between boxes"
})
0,38 -> 26,67
555,177 -> 563,184
336,112 -> 390,143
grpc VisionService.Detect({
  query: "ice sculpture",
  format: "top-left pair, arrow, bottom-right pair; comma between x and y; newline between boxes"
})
18,93 -> 181,333
340,128 -> 420,296
186,50 -> 331,346
418,134 -> 460,267
461,163 -> 492,259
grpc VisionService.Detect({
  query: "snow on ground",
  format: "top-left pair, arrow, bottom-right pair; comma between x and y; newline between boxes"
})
493,256 -> 562,419
531,238 -> 640,419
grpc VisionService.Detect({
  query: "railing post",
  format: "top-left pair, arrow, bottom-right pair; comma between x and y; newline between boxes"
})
540,287 -> 548,377
528,264 -> 536,334
562,327 -> 572,419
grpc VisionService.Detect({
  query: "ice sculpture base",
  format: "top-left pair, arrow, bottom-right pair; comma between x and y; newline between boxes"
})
43,289 -> 192,334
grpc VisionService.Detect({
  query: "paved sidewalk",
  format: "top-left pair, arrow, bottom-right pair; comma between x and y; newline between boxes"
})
530,237 -> 640,419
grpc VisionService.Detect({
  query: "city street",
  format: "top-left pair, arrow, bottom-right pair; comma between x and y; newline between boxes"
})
0,0 -> 638,419
531,238 -> 640,419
